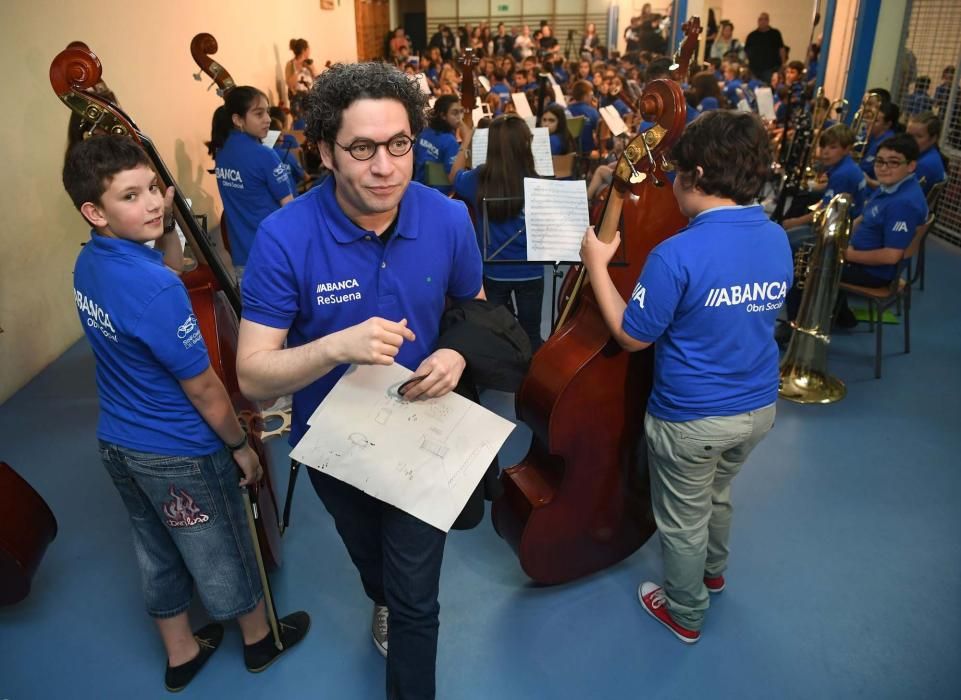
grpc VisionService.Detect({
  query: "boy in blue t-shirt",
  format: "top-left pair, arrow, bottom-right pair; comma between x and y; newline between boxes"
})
581,110 -> 793,644
906,112 -> 946,196
62,136 -> 309,692
782,123 -> 867,250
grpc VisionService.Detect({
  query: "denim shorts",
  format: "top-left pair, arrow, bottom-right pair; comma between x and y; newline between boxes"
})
98,440 -> 263,620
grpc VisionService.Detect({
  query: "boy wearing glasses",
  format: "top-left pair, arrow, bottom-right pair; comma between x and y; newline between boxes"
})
833,133 -> 928,327
236,62 -> 483,700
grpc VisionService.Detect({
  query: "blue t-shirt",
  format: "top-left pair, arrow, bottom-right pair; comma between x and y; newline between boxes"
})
622,205 -> 793,421
215,130 -> 293,266
413,126 -> 459,194
453,166 -> 542,281
822,155 -> 867,218
860,128 -> 895,180
241,178 -> 483,444
915,147 -> 946,195
902,91 -> 933,117
549,132 -> 567,155
568,101 -> 600,152
851,175 -> 928,282
73,233 -> 220,455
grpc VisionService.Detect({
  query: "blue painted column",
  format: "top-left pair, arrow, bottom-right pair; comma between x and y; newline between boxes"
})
672,0 -> 688,52
842,0 -> 882,118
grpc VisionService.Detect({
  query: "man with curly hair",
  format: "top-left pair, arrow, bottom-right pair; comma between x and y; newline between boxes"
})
236,62 -> 484,699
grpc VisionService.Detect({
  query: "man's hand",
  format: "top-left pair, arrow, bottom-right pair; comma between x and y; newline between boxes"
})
580,225 -> 620,273
234,444 -> 263,487
330,318 -> 416,366
401,349 -> 466,400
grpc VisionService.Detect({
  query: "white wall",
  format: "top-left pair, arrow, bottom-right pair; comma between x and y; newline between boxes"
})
0,0 -> 358,403
713,0 -> 817,71
865,0 -> 909,93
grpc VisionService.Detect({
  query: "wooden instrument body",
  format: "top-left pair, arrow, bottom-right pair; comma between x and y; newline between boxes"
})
492,79 -> 689,585
0,462 -> 58,605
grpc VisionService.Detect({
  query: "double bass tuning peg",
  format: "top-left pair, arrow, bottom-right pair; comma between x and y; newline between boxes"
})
192,71 -> 203,82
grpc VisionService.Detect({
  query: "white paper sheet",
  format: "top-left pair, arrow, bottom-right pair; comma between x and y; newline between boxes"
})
599,106 -> 628,136
553,85 -> 567,107
416,73 -> 432,95
477,75 -> 491,92
470,128 -> 553,176
531,127 -> 554,176
291,364 -> 516,532
523,178 -> 590,262
511,91 -> 534,118
755,87 -> 776,121
263,130 -> 282,149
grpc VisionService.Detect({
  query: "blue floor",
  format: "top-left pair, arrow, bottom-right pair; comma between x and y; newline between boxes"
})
2,238 -> 960,699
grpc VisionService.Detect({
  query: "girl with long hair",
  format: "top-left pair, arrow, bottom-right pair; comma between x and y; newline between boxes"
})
541,104 -> 575,155
206,86 -> 294,275
451,115 -> 545,350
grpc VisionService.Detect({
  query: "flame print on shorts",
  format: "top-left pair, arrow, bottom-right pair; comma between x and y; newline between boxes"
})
162,484 -> 211,528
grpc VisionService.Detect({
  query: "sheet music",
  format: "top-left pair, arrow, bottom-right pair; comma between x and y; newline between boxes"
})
599,105 -> 628,136
511,92 -> 534,118
755,87 -> 776,121
524,178 -> 589,262
531,127 -> 554,177
471,128 -> 489,166
477,75 -> 491,92
553,85 -> 567,107
291,364 -> 515,532
471,128 -> 553,177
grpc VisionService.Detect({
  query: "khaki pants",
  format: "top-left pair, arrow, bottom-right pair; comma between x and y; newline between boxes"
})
645,403 -> 776,630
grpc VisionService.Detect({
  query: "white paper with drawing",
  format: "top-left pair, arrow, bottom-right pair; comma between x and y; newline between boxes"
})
291,364 -> 516,532
523,178 -> 589,262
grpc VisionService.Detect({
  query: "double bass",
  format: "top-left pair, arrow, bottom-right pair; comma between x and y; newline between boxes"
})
491,23 -> 701,585
0,462 -> 58,605
49,44 -> 283,573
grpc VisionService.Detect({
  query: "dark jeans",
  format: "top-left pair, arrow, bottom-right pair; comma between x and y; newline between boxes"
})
786,263 -> 890,321
308,469 -> 446,700
484,276 -> 545,352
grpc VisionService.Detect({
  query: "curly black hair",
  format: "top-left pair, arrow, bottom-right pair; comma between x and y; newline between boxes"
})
304,62 -> 428,145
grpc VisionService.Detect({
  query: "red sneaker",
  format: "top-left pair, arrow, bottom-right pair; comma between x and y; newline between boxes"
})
704,574 -> 726,594
637,582 -> 700,644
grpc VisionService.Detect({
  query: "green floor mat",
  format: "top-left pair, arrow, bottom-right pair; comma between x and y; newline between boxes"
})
852,307 -> 900,324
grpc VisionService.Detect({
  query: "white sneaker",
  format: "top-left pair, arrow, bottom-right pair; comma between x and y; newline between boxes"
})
371,604 -> 388,657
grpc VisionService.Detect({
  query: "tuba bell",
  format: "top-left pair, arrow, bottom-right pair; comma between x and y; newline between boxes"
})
779,194 -> 853,404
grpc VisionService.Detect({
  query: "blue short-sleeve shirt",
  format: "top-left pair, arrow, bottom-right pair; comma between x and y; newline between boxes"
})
850,175 -> 928,281
241,178 -> 483,444
216,130 -> 294,266
915,147 -> 946,195
73,233 -> 220,455
568,102 -> 600,152
822,155 -> 867,218
413,127 -> 459,194
622,205 -> 793,421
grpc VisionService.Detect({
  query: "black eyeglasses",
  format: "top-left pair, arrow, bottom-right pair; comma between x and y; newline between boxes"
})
335,135 -> 414,161
874,157 -> 907,169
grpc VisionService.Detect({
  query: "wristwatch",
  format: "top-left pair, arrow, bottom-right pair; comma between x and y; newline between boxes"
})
225,428 -> 248,452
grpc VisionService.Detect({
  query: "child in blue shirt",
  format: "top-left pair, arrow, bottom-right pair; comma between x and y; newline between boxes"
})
902,76 -> 934,117
781,123 -> 867,249
541,103 -> 575,155
452,114 -> 545,350
580,110 -> 792,644
860,101 -> 899,187
906,112 -> 946,195
61,135 -> 308,692
206,86 -> 294,276
413,94 -> 464,194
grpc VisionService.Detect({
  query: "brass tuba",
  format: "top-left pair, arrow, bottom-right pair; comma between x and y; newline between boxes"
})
779,194 -> 853,404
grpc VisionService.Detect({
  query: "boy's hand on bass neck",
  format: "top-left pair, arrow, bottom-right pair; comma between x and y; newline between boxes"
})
234,444 -> 264,487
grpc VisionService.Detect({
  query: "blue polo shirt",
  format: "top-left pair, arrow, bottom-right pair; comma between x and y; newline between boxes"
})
73,233 -> 220,455
274,144 -> 305,187
215,130 -> 293,266
860,129 -> 895,180
241,178 -> 483,444
850,175 -> 928,282
568,101 -> 600,152
622,205 -> 793,421
453,166 -> 542,281
414,127 -> 459,194
822,155 -> 867,218
915,147 -> 946,195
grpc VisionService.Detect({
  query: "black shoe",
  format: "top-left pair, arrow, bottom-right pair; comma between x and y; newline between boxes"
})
244,611 -> 311,673
164,622 -> 224,693
834,306 -> 858,329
